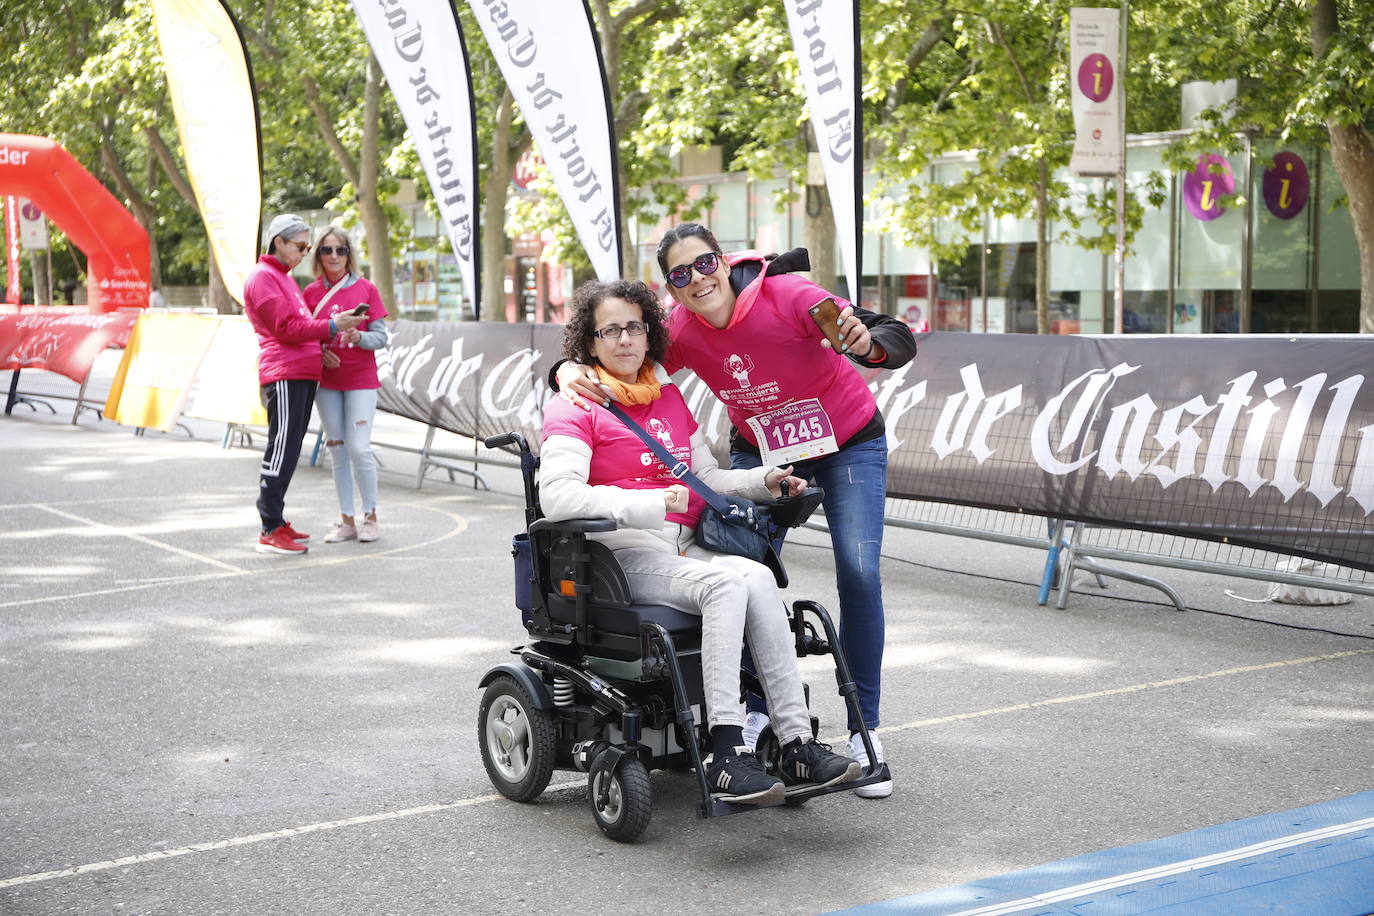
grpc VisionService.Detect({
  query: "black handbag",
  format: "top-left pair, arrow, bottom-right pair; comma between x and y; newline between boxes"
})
604,402 -> 787,586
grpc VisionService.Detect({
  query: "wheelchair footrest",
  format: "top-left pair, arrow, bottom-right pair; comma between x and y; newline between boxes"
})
784,762 -> 892,804
701,793 -> 786,818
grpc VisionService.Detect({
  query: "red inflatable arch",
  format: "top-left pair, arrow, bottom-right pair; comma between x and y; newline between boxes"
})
0,133 -> 150,312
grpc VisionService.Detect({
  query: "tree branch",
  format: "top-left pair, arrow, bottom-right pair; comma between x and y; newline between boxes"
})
886,18 -> 946,116
987,20 -> 1037,106
145,126 -> 197,208
99,125 -> 150,223
358,52 -> 381,197
935,62 -> 976,111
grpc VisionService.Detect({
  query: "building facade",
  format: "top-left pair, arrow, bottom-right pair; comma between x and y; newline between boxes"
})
627,133 -> 1362,335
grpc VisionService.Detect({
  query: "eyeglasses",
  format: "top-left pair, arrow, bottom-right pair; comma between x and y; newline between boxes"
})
593,321 -> 649,340
665,251 -> 724,288
290,241 -> 311,254
318,245 -> 350,257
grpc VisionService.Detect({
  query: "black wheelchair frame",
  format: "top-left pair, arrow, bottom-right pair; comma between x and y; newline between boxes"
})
476,431 -> 890,842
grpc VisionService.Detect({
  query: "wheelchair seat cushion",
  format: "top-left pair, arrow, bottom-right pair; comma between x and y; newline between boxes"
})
546,595 -> 700,638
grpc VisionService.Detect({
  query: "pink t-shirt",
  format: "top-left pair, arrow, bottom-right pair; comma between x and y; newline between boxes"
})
542,384 -> 705,529
662,270 -> 877,451
303,275 -> 388,390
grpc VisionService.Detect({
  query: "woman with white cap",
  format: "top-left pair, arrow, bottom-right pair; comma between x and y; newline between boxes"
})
243,213 -> 366,555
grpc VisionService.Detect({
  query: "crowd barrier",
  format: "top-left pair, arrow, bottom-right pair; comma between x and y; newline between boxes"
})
7,310 -> 1372,609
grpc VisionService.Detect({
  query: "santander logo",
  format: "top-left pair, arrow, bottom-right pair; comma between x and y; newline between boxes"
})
0,146 -> 32,166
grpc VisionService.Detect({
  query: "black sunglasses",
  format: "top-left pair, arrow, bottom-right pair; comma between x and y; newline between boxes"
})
318,245 -> 350,257
665,251 -> 724,288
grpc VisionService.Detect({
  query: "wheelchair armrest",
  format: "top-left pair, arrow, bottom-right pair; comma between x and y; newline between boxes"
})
529,517 -> 619,536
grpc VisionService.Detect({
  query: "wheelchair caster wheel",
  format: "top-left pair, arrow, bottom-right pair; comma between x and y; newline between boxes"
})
588,751 -> 651,842
478,675 -> 556,802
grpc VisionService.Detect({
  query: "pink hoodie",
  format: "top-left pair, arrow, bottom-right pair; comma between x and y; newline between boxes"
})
243,254 -> 332,385
662,251 -> 877,452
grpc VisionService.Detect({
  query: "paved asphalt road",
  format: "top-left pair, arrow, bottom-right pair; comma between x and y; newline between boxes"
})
2,382 -> 1372,915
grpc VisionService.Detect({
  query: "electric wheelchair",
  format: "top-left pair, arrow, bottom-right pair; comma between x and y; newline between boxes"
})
476,432 -> 890,842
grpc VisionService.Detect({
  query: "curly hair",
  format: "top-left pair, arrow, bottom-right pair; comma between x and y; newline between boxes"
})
561,280 -> 669,368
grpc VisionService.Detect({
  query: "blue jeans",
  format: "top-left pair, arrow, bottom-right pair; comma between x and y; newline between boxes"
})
733,435 -> 888,731
315,386 -> 380,518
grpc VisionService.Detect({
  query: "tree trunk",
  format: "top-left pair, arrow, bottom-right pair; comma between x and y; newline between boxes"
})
805,182 -> 839,296
100,134 -> 162,291
31,252 -> 50,306
356,54 -> 396,314
1036,156 -> 1050,334
207,241 -> 234,313
1312,0 -> 1374,332
483,89 -> 518,322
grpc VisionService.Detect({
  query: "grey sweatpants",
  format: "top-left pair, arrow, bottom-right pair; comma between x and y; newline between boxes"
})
611,542 -> 812,744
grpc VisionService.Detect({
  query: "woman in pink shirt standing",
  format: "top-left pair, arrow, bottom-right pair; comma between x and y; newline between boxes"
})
304,227 -> 389,544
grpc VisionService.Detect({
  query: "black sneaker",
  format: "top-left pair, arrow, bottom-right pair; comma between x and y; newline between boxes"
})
707,747 -> 785,804
779,739 -> 861,788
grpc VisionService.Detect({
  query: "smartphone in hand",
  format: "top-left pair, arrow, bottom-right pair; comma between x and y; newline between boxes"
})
808,297 -> 846,351
351,304 -> 370,316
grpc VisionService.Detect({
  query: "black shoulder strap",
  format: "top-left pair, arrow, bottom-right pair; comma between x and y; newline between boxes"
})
603,401 -> 745,520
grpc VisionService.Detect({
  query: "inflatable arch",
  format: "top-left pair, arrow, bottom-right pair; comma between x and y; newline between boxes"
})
0,133 -> 150,312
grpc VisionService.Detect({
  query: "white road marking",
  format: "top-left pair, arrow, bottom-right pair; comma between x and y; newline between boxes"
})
0,501 -> 472,610
32,504 -> 243,572
838,648 -> 1374,743
4,649 -> 1369,890
0,780 -> 586,890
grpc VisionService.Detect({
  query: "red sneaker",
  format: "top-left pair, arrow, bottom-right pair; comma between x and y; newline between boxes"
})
279,521 -> 310,543
257,527 -> 308,555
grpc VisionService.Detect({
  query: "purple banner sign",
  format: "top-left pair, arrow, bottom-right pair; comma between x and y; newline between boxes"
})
1077,53 -> 1114,103
1183,154 -> 1235,222
1262,151 -> 1309,220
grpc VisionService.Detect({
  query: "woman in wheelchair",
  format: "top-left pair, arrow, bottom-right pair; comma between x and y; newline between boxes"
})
540,279 -> 861,805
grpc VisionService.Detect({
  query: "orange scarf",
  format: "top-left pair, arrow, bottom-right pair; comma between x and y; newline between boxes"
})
595,362 -> 662,406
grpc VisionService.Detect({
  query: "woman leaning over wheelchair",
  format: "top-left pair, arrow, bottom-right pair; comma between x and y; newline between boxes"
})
540,279 -> 860,805
557,223 -> 916,798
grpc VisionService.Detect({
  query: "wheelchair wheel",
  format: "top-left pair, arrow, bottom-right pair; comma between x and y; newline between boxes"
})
588,752 -> 652,842
478,675 -> 556,802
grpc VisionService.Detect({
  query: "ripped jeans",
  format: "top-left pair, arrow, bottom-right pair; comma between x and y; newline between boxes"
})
315,386 -> 379,518
733,434 -> 888,731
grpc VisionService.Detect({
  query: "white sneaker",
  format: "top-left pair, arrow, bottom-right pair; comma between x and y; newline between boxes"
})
323,522 -> 357,543
740,711 -> 770,751
849,732 -> 893,799
358,516 -> 379,542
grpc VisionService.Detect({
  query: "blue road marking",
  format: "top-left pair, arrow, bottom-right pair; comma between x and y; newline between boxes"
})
831,790 -> 1374,915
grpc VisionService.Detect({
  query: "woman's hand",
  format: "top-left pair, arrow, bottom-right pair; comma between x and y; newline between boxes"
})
322,348 -> 341,369
663,484 -> 689,515
557,361 -> 611,411
820,306 -> 883,361
334,311 -> 366,332
764,466 -> 808,499
343,328 -> 362,345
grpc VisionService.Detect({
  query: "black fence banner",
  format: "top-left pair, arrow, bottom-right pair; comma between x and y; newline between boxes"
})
377,322 -> 1374,573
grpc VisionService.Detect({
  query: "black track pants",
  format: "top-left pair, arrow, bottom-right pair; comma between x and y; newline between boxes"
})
257,379 -> 318,532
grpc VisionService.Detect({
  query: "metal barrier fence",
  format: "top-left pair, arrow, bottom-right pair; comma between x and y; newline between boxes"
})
1052,522 -> 1374,609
